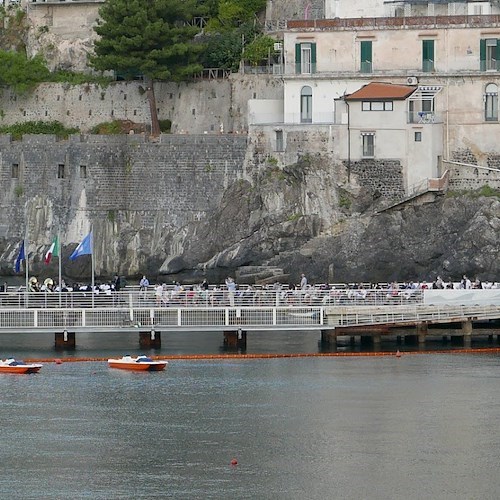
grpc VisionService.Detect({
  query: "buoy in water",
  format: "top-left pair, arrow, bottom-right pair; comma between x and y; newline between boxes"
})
396,350 -> 401,358
55,358 -> 63,364
230,458 -> 238,466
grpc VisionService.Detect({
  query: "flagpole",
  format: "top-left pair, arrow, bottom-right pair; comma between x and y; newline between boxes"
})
91,228 -> 95,308
58,229 -> 62,307
24,229 -> 29,300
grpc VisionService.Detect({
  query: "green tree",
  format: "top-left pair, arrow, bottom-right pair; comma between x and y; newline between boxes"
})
200,22 -> 258,71
208,0 -> 266,30
90,0 -> 205,135
243,35 -> 276,66
201,0 -> 267,71
0,50 -> 49,94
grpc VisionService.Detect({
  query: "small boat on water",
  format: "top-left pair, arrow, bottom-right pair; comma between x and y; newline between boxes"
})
0,358 -> 42,374
107,355 -> 167,372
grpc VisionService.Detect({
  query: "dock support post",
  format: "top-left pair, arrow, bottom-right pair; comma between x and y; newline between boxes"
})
462,320 -> 472,347
373,334 -> 381,349
223,329 -> 247,349
54,331 -> 76,350
321,329 -> 337,348
139,330 -> 161,349
417,323 -> 428,345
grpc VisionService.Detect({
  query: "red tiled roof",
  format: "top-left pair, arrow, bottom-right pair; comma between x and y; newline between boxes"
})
345,82 -> 417,101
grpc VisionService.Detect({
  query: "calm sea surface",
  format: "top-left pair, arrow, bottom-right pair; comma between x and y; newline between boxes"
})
0,331 -> 499,499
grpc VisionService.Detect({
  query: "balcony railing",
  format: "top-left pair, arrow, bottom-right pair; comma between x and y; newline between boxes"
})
422,59 -> 435,72
408,111 -> 441,124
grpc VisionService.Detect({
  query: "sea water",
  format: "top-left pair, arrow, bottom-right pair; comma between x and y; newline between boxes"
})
0,332 -> 498,499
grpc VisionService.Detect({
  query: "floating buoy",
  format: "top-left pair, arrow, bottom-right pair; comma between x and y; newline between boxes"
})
230,458 -> 238,466
54,358 -> 63,364
396,350 -> 401,358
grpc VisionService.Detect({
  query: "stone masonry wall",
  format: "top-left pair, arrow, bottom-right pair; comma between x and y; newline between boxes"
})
0,75 -> 282,136
347,159 -> 405,199
0,134 -> 248,275
448,148 -> 500,190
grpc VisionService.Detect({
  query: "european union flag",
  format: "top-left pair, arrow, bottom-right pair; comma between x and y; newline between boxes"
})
69,232 -> 93,260
14,240 -> 25,273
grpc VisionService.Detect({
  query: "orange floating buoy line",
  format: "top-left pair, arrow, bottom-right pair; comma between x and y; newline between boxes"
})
22,347 -> 500,364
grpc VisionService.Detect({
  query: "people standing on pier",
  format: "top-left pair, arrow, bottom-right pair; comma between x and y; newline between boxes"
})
139,275 -> 149,299
300,273 -> 308,290
225,276 -> 236,307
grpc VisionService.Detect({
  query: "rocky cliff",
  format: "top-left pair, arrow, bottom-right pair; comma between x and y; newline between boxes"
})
166,156 -> 500,285
0,134 -> 498,285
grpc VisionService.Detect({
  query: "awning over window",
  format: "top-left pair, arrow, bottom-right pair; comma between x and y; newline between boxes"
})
408,86 -> 442,102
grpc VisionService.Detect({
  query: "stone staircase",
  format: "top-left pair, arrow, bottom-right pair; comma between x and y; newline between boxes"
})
235,265 -> 289,285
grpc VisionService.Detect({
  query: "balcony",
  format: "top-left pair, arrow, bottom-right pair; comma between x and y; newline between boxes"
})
407,111 -> 442,124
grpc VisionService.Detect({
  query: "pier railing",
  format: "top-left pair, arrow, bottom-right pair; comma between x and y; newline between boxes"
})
0,289 -> 498,333
327,303 -> 500,329
0,288 -> 425,310
0,306 -> 324,332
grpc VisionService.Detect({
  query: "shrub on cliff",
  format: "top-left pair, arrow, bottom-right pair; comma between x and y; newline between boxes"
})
0,50 -> 49,94
0,121 -> 79,139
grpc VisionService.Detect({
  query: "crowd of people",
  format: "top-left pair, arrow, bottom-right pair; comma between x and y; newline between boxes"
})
2,273 -> 498,305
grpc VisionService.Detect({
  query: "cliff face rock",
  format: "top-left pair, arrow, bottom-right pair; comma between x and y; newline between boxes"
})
1,135 -> 498,285
157,156 -> 500,285
265,196 -> 500,284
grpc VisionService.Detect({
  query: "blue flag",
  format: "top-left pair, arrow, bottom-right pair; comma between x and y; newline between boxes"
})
69,232 -> 93,260
14,240 -> 26,273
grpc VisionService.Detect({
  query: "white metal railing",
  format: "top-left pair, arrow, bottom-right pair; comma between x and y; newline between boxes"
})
0,306 -> 324,331
327,303 -> 500,329
3,288 -> 500,310
0,301 -> 498,332
0,288 -> 426,310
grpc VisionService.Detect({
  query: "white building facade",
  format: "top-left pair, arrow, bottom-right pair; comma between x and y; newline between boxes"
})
250,13 -> 500,194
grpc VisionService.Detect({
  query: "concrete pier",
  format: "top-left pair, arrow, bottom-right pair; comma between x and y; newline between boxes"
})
139,330 -> 161,349
321,329 -> 337,348
223,329 -> 247,349
54,331 -> 76,350
417,323 -> 428,345
462,319 -> 472,347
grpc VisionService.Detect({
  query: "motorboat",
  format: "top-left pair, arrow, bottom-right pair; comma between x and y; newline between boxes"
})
0,358 -> 42,374
107,355 -> 167,371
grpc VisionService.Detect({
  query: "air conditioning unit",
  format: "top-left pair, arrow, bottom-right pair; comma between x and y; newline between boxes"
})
407,76 -> 419,85
274,42 -> 283,51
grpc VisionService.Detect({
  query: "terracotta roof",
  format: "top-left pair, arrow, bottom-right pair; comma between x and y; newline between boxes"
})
345,82 -> 417,101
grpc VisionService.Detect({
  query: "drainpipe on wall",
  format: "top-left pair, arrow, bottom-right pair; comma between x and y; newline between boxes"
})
346,98 -> 351,182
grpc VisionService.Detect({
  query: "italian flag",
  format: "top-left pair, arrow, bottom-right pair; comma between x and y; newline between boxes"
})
45,235 -> 59,264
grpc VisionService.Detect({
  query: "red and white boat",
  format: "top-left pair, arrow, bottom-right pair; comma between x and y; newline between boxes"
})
107,355 -> 167,371
0,358 -> 42,374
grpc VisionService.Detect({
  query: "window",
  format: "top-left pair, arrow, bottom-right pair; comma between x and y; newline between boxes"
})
360,41 -> 372,73
485,83 -> 498,121
11,163 -> 19,178
300,86 -> 312,123
415,131 -> 422,142
57,164 -> 65,179
422,40 -> 434,72
80,165 -> 87,179
480,39 -> 500,71
362,133 -> 375,157
362,101 -> 393,111
275,130 -> 284,152
295,43 -> 316,74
